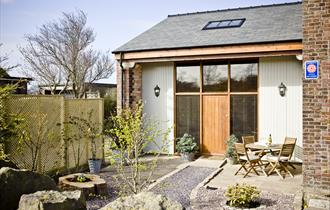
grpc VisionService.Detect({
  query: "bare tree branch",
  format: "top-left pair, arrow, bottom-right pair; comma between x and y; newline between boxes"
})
0,43 -> 20,73
20,11 -> 114,98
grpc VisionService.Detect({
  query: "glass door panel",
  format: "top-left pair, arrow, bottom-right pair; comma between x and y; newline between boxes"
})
176,95 -> 200,145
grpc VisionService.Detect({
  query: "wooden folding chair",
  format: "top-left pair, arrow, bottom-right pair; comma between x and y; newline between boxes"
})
242,135 -> 265,156
266,137 -> 297,179
234,143 -> 266,178
242,136 -> 255,145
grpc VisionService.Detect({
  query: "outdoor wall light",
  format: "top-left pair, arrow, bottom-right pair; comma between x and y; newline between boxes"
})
154,85 -> 160,97
278,82 -> 287,97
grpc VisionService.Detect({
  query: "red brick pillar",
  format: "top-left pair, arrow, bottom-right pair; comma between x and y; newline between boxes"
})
303,0 -> 330,193
129,64 -> 142,107
116,62 -> 142,110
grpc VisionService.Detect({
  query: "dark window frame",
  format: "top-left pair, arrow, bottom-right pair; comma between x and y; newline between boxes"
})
202,18 -> 246,30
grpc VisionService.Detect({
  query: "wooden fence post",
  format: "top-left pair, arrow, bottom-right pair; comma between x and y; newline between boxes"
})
61,96 -> 68,169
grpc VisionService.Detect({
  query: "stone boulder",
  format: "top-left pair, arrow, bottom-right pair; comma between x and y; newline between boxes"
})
100,191 -> 183,210
0,159 -> 18,169
18,190 -> 86,210
0,167 -> 58,210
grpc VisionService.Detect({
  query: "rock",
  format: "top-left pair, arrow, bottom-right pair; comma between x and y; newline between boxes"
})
0,159 -> 18,169
0,167 -> 58,210
100,191 -> 183,210
18,190 -> 86,210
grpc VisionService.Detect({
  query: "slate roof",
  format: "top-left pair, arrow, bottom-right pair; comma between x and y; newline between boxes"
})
113,2 -> 302,53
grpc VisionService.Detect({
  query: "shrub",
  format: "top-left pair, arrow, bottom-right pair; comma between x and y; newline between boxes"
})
105,101 -> 171,195
225,134 -> 238,159
176,133 -> 198,153
225,183 -> 261,208
0,84 -> 24,160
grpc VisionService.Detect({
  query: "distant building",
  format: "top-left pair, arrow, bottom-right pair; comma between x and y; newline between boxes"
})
39,83 -> 117,99
0,68 -> 32,94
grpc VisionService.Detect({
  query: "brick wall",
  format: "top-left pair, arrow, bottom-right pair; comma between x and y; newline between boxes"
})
116,62 -> 142,110
128,64 -> 142,107
303,0 -> 330,191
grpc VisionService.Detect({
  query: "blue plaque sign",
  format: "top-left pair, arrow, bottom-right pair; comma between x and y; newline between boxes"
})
305,60 -> 319,79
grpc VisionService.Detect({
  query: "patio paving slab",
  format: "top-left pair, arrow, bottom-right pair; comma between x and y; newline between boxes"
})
206,162 -> 303,195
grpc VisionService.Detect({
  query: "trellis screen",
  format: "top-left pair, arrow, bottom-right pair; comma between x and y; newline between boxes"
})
5,95 -> 104,173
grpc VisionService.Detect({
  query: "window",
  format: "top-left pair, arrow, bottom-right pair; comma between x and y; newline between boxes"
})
203,64 -> 228,92
203,18 -> 245,30
230,95 -> 258,141
176,65 -> 200,92
230,63 -> 258,92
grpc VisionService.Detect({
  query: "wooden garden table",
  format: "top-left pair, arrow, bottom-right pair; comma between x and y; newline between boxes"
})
246,143 -> 282,151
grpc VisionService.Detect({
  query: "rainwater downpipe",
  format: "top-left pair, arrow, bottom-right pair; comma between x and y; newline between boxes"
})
119,52 -> 125,108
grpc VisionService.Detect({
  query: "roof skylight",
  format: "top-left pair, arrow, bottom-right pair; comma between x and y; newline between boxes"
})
203,18 -> 245,30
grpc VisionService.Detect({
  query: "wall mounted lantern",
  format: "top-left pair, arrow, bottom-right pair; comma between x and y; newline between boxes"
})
278,82 -> 287,97
154,85 -> 160,97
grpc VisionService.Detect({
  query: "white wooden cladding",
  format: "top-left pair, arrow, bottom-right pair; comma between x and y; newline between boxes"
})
259,56 -> 303,149
141,62 -> 174,154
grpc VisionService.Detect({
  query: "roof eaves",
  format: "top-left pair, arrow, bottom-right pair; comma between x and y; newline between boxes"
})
112,39 -> 303,54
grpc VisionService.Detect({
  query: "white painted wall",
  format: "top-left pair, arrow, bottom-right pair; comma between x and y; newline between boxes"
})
259,56 -> 303,151
141,62 -> 174,154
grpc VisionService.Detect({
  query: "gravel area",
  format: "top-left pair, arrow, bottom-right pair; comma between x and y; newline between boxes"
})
150,166 -> 215,209
193,186 -> 295,210
86,157 -> 185,210
86,172 -> 118,210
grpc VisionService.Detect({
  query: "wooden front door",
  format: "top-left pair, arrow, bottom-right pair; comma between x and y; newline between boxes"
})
202,95 -> 229,154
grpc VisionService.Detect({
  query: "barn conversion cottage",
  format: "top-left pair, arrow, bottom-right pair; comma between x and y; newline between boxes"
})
113,1 -> 330,196
113,2 -> 303,156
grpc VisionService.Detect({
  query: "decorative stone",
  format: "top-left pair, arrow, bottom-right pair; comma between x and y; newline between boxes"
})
0,167 -> 58,210
18,190 -> 86,210
58,173 -> 108,199
100,191 -> 183,210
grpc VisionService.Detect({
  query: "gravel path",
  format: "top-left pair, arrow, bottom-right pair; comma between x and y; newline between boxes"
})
150,166 -> 215,209
193,186 -> 294,210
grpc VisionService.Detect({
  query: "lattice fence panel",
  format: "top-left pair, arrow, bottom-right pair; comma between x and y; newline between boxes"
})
5,96 -> 104,173
6,96 -> 64,173
64,99 -> 103,169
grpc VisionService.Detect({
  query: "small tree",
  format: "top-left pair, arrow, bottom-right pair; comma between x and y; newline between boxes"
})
105,102 -> 170,195
62,110 -> 102,170
16,112 -> 60,173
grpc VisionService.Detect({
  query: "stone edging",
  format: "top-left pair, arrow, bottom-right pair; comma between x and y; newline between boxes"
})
293,189 -> 303,210
146,164 -> 190,191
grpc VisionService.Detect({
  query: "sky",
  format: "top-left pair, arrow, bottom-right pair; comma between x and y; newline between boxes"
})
0,0 -> 300,84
